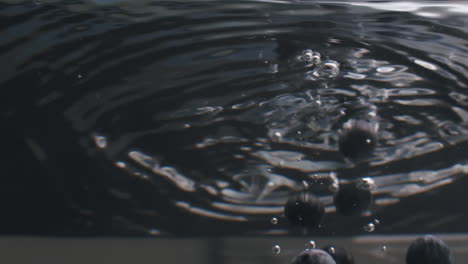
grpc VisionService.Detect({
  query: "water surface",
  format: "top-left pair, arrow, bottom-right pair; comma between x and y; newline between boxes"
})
0,0 -> 467,238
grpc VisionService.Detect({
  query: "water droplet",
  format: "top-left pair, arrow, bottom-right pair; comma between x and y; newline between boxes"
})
334,182 -> 373,216
94,135 -> 107,149
297,130 -> 302,135
292,249 -> 335,264
339,120 -> 377,160
306,240 -> 316,248
381,245 -> 387,252
364,223 -> 375,232
374,218 -> 380,225
328,246 -> 336,254
273,244 -> 281,255
407,235 -> 453,264
77,74 -> 83,79
184,123 -> 191,128
271,217 -> 278,225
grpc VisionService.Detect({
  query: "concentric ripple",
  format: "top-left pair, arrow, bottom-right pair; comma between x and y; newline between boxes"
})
1,0 -> 468,235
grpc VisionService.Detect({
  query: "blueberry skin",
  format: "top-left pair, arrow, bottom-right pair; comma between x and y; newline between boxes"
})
334,183 -> 372,216
406,235 -> 454,264
284,193 -> 325,228
291,249 -> 336,264
338,120 -> 377,160
322,246 -> 354,264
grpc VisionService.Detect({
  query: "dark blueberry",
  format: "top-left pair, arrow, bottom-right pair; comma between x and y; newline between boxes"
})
338,120 -> 377,160
291,249 -> 336,264
406,235 -> 454,264
322,246 -> 354,264
334,182 -> 372,216
284,192 -> 324,228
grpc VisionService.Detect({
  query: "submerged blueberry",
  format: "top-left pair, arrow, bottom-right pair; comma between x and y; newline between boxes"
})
334,182 -> 372,216
338,120 -> 377,160
406,235 -> 453,264
322,246 -> 354,264
291,249 -> 336,264
284,192 -> 324,228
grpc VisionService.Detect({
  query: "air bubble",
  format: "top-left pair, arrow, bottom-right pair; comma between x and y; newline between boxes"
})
94,135 -> 107,149
299,49 -> 321,65
322,246 -> 354,264
274,131 -> 282,139
328,173 -> 340,193
306,240 -> 316,249
268,64 -> 279,74
364,223 -> 375,232
314,60 -> 340,78
381,245 -> 387,252
328,182 -> 339,193
302,180 -> 309,189
271,217 -> 278,225
357,177 -> 376,191
273,244 -> 281,255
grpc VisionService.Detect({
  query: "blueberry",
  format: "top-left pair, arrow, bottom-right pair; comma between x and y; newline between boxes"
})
291,249 -> 336,264
284,193 -> 324,228
338,120 -> 377,160
406,235 -> 454,264
322,246 -> 354,264
334,182 -> 372,216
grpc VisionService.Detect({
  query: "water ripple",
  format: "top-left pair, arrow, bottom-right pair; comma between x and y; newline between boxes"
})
1,0 -> 468,235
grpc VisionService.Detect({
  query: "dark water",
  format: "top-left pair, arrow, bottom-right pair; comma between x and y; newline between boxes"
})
1,0 -> 468,240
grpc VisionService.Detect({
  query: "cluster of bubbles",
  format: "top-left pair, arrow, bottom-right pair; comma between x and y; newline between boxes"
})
271,49 -> 454,264
297,49 -> 340,79
298,49 -> 322,65
274,235 -> 453,264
